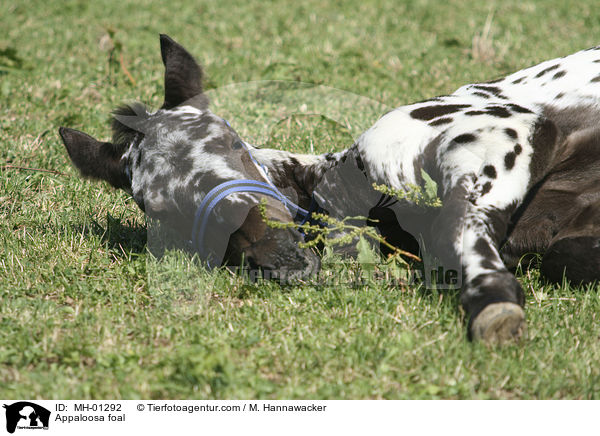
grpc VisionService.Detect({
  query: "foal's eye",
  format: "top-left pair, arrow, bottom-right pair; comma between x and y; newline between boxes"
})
232,140 -> 244,150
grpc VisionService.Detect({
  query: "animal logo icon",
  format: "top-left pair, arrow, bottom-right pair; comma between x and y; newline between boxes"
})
3,402 -> 50,434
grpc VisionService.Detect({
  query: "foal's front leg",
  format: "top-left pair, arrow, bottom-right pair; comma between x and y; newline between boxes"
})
431,115 -> 561,342
460,203 -> 527,342
430,174 -> 527,342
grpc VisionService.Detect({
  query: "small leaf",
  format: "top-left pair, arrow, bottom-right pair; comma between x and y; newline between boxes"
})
421,169 -> 439,202
356,235 -> 377,266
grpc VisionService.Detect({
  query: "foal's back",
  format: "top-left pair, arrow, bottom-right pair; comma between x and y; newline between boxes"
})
467,47 -> 600,282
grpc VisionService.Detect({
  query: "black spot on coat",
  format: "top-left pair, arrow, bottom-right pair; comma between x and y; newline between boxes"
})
486,106 -> 512,118
453,133 -> 477,144
504,152 -> 516,170
534,64 -> 559,78
504,128 -> 518,139
429,117 -> 453,126
474,237 -> 497,260
483,165 -> 497,179
472,85 -> 508,99
410,104 -> 470,120
355,154 -> 365,171
507,104 -> 533,114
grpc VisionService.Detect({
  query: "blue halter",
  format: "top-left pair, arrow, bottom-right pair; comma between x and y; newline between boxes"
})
190,140 -> 321,262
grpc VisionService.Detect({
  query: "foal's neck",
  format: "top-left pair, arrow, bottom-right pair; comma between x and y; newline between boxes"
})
251,147 -> 348,207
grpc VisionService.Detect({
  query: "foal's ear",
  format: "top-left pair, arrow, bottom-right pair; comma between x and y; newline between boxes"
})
59,127 -> 129,189
160,34 -> 203,109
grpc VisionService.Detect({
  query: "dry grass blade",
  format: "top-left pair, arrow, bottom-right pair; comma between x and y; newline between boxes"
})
119,52 -> 137,87
472,9 -> 496,63
1,165 -> 66,176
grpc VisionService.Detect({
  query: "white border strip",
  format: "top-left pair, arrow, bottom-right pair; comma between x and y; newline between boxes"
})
0,400 -> 592,436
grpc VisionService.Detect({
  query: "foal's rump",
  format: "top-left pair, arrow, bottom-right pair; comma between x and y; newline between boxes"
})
502,126 -> 600,284
541,200 -> 600,284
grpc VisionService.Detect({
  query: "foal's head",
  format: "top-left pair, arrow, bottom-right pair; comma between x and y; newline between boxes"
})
59,34 -> 319,279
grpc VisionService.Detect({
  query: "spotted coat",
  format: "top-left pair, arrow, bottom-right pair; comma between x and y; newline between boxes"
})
349,46 -> 600,325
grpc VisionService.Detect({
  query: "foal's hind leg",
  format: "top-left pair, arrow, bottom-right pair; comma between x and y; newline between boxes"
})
541,201 -> 600,285
539,129 -> 600,285
504,126 -> 600,285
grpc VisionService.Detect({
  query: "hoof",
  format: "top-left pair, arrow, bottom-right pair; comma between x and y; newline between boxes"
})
470,302 -> 526,344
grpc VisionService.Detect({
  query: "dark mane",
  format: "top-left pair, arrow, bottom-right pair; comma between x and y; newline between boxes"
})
111,102 -> 148,147
111,97 -> 211,150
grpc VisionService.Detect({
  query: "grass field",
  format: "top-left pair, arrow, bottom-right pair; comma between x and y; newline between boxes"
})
1,0 -> 600,399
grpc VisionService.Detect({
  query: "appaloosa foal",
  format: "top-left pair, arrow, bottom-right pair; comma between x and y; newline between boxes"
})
60,35 -> 599,343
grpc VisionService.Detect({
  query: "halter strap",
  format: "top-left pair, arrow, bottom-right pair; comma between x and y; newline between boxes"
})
191,179 -> 310,258
190,137 -> 324,262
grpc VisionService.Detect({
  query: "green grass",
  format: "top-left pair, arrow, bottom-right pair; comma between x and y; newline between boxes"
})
1,0 -> 600,399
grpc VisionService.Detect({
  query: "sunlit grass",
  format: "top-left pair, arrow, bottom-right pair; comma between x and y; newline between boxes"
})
1,0 -> 599,399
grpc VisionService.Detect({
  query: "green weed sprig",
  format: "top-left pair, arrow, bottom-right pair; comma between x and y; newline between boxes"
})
372,169 -> 442,208
258,201 -> 421,265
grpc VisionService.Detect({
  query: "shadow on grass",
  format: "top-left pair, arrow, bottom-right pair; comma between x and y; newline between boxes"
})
70,213 -> 147,256
103,214 -> 147,254
67,212 -> 468,309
